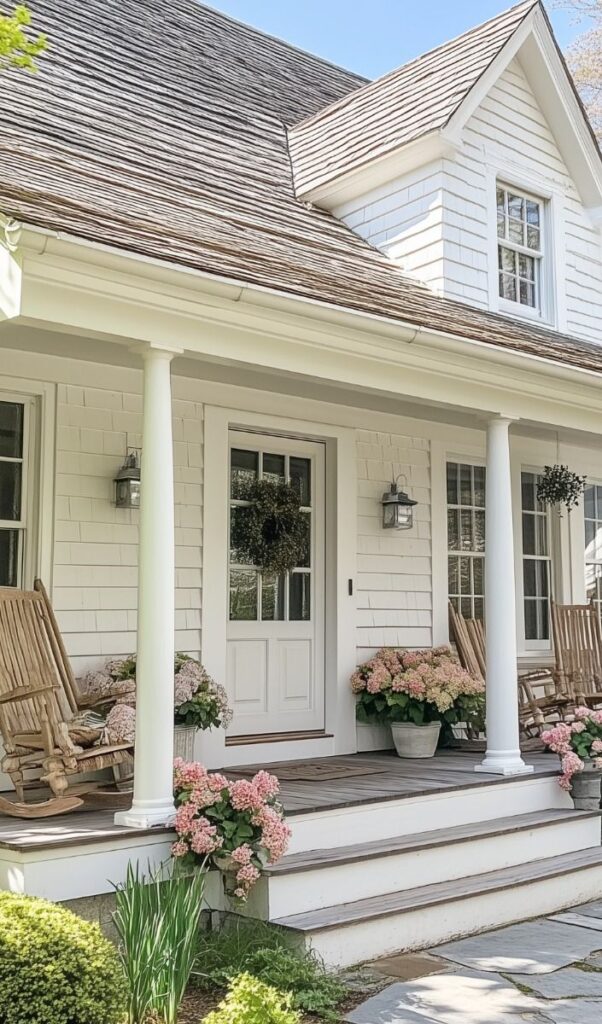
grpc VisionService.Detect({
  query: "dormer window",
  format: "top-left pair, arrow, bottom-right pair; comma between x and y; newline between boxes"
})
497,185 -> 543,313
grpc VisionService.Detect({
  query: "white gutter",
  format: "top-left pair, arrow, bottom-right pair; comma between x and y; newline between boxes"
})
18,221 -> 602,387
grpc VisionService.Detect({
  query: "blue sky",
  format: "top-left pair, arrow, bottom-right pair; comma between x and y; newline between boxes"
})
205,1 -> 585,79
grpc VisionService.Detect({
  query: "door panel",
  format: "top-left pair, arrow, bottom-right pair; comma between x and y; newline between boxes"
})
226,431 -> 325,736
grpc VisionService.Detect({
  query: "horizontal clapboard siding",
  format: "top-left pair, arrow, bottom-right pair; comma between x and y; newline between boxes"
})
356,430 -> 432,659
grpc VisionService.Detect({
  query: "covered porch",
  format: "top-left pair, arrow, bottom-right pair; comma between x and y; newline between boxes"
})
0,228 -> 601,838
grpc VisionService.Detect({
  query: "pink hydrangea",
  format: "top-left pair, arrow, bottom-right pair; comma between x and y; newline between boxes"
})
231,844 -> 253,865
173,758 -> 208,789
253,770 -> 280,800
171,839 -> 189,858
229,779 -> 262,812
104,703 -> 136,744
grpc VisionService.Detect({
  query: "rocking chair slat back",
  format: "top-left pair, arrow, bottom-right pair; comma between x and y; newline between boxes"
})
551,601 -> 602,698
0,587 -> 73,737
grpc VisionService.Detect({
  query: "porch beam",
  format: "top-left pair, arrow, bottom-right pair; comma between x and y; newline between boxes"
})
475,417 -> 533,777
115,344 -> 180,828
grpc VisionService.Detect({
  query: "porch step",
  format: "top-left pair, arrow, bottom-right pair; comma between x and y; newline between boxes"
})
285,771 -> 570,853
272,846 -> 602,968
256,809 -> 600,918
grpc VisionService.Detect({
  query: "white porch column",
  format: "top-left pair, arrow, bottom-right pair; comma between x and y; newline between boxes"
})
115,346 -> 179,827
475,417 -> 533,777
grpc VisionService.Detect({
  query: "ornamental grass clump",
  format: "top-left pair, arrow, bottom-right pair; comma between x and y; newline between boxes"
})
541,707 -> 602,790
172,759 -> 291,900
351,645 -> 485,736
112,860 -> 206,1024
0,891 -> 127,1024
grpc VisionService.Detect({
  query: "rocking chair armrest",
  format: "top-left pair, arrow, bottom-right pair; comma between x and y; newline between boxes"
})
0,683 -> 58,705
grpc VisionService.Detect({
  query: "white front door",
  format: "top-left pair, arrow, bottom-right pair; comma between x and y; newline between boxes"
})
226,431 -> 325,737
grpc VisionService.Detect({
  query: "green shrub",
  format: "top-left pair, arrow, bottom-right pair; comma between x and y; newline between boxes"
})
204,972 -> 300,1024
0,891 -> 127,1024
194,918 -> 345,1019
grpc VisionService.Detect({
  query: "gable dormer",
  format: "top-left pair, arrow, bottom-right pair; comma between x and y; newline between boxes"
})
289,1 -> 602,343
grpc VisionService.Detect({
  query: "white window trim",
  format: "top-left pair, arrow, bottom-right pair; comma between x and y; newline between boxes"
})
485,165 -> 566,331
0,377 -> 55,589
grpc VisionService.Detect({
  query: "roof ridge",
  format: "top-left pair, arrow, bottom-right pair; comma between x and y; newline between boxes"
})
292,0 -> 539,132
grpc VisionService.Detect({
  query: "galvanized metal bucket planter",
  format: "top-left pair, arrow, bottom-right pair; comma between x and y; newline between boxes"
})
572,759 -> 602,810
390,721 -> 441,759
174,723 -> 196,762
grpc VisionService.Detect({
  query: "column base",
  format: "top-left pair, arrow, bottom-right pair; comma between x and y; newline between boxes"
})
114,803 -> 176,829
475,755 -> 534,777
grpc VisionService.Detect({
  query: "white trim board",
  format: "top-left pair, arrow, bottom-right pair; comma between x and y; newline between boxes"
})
201,404 -> 357,767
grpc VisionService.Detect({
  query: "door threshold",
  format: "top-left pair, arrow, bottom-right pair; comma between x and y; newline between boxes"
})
225,730 -> 332,747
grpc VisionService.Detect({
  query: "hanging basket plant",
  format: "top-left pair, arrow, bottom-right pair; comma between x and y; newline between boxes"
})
536,464 -> 586,514
231,478 -> 307,574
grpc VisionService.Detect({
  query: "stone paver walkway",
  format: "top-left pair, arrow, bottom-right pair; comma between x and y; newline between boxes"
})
343,901 -> 602,1023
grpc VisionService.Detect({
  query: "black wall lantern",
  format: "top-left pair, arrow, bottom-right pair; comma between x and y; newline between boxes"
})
114,450 -> 141,509
381,475 -> 417,530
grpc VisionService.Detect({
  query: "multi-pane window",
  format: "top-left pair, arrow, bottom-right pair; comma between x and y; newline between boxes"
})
584,484 -> 602,623
521,471 -> 551,642
447,462 -> 486,621
497,185 -> 542,311
0,400 -> 28,587
229,447 -> 312,622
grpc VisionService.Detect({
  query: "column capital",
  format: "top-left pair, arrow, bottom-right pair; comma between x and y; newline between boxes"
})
129,341 -> 184,360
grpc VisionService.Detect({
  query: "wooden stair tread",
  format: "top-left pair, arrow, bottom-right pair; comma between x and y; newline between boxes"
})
272,846 -> 602,932
268,809 -> 600,875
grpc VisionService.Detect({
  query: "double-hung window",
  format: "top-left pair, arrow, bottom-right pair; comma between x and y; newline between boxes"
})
447,461 -> 486,621
584,483 -> 602,623
521,471 -> 552,644
497,184 -> 543,314
0,397 -> 32,588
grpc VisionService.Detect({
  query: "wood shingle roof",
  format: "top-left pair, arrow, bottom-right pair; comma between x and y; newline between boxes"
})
1,0 -> 601,376
289,0 -> 537,197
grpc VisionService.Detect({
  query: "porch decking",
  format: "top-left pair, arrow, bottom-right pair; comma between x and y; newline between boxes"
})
0,749 -> 558,851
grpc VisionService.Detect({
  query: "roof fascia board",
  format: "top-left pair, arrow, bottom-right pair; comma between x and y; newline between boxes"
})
297,130 -> 458,210
12,225 -> 602,414
444,8 -> 536,136
447,5 -> 602,213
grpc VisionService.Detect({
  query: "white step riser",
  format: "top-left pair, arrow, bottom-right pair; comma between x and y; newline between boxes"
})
265,816 -> 600,918
287,776 -> 571,853
303,864 -> 602,968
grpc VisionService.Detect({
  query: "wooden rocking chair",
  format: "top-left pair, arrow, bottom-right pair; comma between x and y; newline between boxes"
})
448,602 -> 570,736
0,585 -> 133,818
551,600 -> 602,708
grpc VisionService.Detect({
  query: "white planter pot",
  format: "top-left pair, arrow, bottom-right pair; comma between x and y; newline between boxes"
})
174,723 -> 197,761
390,721 -> 441,759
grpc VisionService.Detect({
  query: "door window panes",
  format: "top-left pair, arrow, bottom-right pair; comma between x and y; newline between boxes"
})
447,462 -> 486,621
584,484 -> 602,624
289,572 -> 310,621
230,449 -> 258,500
521,471 -> 551,641
229,447 -> 313,622
0,399 -> 28,587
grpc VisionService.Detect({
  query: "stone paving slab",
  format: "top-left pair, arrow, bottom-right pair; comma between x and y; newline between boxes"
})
550,911 -> 602,932
565,900 -> 602,919
344,970 -> 545,1024
538,1000 -> 602,1023
433,920 -> 602,974
508,965 -> 602,998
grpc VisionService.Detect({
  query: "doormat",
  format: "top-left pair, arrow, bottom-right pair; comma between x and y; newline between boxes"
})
226,758 -> 387,782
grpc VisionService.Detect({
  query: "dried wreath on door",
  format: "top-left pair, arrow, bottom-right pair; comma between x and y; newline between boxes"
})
231,478 -> 307,573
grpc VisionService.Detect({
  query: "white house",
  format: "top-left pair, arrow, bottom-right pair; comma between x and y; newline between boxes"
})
0,0 -> 602,963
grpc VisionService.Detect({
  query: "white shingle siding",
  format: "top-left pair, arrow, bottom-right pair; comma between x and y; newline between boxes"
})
356,430 -> 432,661
334,59 -> 602,344
53,380 -> 203,673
